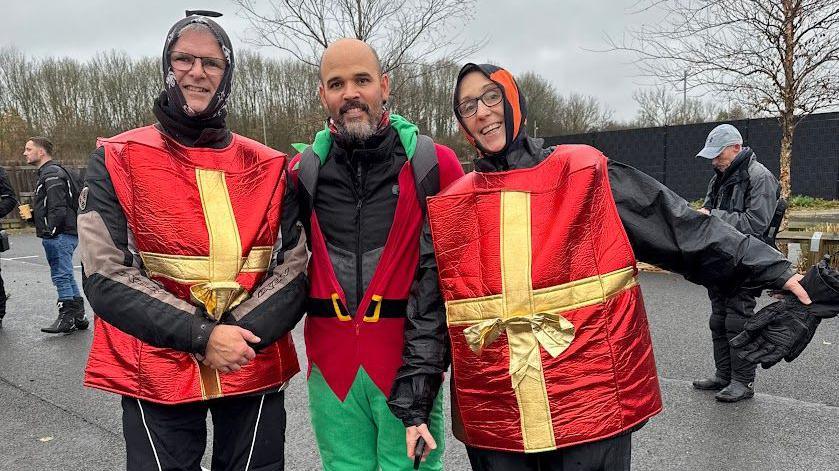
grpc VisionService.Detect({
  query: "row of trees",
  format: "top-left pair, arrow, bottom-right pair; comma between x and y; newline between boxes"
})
0,47 -> 630,164
0,46 -> 755,166
231,0 -> 839,203
0,47 -> 324,164
3,0 -> 836,205
630,88 -> 752,128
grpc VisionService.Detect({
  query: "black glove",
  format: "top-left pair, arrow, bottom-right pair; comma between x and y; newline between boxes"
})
729,296 -> 821,368
730,255 -> 839,368
798,254 -> 839,319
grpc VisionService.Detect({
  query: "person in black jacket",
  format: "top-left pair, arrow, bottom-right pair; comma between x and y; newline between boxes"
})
0,167 -> 18,329
692,123 -> 781,402
398,63 -> 812,471
22,136 -> 88,334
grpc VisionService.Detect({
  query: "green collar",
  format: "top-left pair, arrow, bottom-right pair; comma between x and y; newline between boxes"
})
293,114 -> 419,165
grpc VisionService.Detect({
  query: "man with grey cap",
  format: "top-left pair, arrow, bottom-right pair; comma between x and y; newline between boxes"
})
692,123 -> 781,402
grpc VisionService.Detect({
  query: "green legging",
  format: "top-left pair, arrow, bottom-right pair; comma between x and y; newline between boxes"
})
308,366 -> 445,471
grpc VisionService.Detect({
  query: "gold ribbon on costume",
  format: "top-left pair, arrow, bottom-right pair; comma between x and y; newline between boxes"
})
190,281 -> 249,321
191,168 -> 249,322
463,312 -> 575,388
142,247 -> 273,321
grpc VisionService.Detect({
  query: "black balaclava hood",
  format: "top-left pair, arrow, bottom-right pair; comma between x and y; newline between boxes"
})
154,11 -> 234,142
453,63 -> 528,158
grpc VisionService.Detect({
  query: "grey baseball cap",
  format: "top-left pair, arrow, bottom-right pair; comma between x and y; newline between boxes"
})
696,124 -> 743,159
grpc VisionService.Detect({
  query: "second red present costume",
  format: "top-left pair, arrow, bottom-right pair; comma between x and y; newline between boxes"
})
419,63 -> 803,470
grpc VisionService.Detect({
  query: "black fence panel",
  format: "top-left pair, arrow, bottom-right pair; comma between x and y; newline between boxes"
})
543,112 -> 839,200
788,116 -> 839,200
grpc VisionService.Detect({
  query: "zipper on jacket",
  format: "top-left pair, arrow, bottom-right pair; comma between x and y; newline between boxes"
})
355,160 -> 365,325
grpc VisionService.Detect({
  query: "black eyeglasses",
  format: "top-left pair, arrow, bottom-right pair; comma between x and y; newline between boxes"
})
169,51 -> 227,76
456,86 -> 503,118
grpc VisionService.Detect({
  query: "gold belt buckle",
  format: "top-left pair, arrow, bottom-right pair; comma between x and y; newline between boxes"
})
332,293 -> 352,321
363,295 -> 383,323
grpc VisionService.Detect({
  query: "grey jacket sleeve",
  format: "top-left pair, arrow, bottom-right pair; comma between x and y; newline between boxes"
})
608,160 -> 793,291
710,165 -> 779,236
701,177 -> 715,210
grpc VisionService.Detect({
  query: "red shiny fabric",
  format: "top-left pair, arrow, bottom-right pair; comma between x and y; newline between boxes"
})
428,145 -> 662,452
84,125 -> 299,404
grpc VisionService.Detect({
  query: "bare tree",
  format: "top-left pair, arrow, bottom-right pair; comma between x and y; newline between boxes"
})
633,88 -> 676,127
631,87 -> 717,127
516,72 -> 564,136
516,72 -> 613,136
228,50 -> 323,152
230,0 -> 484,74
0,109 -> 29,161
715,103 -> 752,122
612,0 -> 839,200
389,61 -> 460,137
559,93 -> 614,135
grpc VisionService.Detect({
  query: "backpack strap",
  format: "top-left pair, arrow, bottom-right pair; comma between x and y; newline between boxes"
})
763,197 -> 787,248
410,135 -> 439,219
296,146 -> 321,243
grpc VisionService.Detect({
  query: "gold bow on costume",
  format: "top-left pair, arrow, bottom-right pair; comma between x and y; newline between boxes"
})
190,281 -> 249,321
142,245 -> 273,321
464,313 -> 575,388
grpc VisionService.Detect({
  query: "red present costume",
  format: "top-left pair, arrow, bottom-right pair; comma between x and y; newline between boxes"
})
428,145 -> 662,453
84,126 -> 299,404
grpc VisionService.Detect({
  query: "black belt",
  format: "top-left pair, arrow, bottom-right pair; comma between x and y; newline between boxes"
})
306,295 -> 408,322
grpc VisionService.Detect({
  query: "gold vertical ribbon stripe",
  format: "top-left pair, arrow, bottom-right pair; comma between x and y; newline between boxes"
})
192,168 -> 247,321
500,191 -> 556,451
450,191 -> 638,452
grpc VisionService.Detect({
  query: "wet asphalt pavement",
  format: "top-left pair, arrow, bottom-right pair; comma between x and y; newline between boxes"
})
0,233 -> 837,470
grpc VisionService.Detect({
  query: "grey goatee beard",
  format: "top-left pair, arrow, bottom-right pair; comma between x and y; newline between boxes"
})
337,118 -> 376,143
335,102 -> 384,144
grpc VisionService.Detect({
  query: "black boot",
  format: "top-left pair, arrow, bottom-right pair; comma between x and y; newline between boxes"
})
692,375 -> 730,391
72,297 -> 89,330
41,300 -> 77,334
0,294 -> 8,329
715,380 -> 754,402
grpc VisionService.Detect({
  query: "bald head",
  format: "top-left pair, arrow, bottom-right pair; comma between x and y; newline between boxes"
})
317,38 -> 390,144
319,38 -> 382,83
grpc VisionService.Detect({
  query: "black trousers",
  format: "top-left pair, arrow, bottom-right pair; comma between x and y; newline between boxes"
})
0,260 -> 6,318
708,287 -> 758,383
466,432 -> 632,471
122,391 -> 286,471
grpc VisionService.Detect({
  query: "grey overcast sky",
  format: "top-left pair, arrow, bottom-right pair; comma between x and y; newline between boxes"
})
0,0 -> 657,121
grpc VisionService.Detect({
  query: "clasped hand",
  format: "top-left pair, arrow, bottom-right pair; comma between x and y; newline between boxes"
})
195,325 -> 261,373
